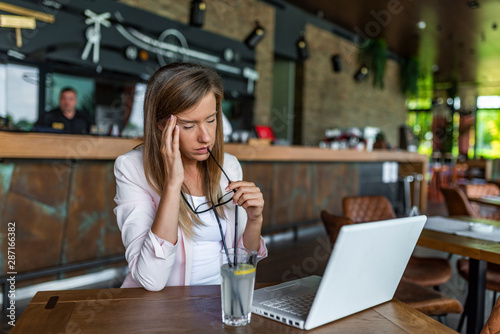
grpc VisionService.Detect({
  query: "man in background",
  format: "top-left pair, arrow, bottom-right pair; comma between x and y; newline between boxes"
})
34,87 -> 91,134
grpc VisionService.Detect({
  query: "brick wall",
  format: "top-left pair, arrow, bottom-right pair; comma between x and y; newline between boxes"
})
302,24 -> 407,146
119,1 -> 407,146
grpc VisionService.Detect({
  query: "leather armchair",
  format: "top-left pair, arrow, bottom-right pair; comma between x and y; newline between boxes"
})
342,195 -> 452,288
482,295 -> 500,334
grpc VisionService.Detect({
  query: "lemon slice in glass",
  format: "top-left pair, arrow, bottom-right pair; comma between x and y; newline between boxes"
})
234,264 -> 256,275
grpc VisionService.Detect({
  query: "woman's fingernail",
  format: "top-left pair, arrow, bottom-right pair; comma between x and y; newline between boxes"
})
225,187 -> 229,191
169,115 -> 174,120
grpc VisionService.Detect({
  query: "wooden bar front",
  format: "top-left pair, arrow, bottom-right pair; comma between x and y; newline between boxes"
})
0,132 -> 428,284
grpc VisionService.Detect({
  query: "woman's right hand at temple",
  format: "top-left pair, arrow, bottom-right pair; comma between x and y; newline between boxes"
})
161,115 -> 184,190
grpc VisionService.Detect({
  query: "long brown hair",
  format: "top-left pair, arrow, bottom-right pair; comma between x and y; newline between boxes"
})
142,63 -> 225,238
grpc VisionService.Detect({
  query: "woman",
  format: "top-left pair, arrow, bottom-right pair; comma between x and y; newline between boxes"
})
114,63 -> 267,290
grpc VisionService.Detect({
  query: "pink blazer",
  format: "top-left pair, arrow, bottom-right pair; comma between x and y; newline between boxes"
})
114,148 -> 268,290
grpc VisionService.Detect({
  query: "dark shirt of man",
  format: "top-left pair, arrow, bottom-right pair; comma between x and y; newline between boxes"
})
35,108 -> 91,134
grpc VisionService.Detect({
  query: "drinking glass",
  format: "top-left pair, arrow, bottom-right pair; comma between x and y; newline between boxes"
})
220,248 -> 257,326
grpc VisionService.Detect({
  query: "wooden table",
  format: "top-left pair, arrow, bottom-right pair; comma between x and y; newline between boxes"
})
12,284 -> 455,333
468,196 -> 500,209
418,217 -> 500,334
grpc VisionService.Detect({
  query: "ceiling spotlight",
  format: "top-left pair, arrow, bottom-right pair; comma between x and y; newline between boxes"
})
417,21 -> 426,29
354,65 -> 369,81
190,0 -> 206,27
244,21 -> 265,49
467,1 -> 479,9
296,32 -> 308,62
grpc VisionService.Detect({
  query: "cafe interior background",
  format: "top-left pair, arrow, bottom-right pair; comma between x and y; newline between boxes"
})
2,0 -> 500,155
1,0 -> 500,331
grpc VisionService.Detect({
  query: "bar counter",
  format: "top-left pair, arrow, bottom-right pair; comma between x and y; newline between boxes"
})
0,132 -> 428,163
0,132 -> 428,219
0,132 -> 427,285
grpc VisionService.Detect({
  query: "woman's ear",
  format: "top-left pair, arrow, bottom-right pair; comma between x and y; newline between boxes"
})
157,120 -> 165,131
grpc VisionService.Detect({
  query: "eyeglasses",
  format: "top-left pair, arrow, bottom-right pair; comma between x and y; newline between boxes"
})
180,148 -> 237,267
181,149 -> 234,214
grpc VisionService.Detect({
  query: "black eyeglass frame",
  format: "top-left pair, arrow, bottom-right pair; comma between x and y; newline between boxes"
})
180,149 -> 234,214
179,148 -> 237,268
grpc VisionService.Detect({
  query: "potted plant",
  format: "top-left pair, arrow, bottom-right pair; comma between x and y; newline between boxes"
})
358,38 -> 387,89
400,56 -> 419,97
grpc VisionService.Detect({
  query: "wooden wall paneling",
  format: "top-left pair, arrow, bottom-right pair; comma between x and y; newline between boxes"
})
9,162 -> 71,208
2,192 -> 64,286
64,162 -> 124,268
0,162 -> 15,243
313,162 -> 359,216
1,162 -> 69,286
241,163 -> 273,229
103,163 -> 125,257
270,163 -> 314,228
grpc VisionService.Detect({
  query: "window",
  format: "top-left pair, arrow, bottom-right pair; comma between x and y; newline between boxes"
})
406,111 -> 433,156
475,96 -> 500,159
475,109 -> 500,159
121,82 -> 145,138
48,72 -> 95,117
0,63 -> 39,130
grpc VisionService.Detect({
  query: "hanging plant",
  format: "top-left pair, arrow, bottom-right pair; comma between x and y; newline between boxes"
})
400,56 -> 419,97
358,38 -> 387,89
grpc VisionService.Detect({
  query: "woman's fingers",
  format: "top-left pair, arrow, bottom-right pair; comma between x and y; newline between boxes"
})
228,181 -> 264,208
172,124 -> 179,154
226,181 -> 255,192
162,115 -> 176,155
235,192 -> 263,209
160,116 -> 184,187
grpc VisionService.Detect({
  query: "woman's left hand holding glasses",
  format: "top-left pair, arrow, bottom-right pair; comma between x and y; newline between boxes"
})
226,181 -> 264,251
226,181 -> 264,225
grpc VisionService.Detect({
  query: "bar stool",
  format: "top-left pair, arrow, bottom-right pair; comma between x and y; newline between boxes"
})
399,173 -> 423,216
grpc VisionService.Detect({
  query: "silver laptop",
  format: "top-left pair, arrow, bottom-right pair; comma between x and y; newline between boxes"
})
251,215 -> 427,330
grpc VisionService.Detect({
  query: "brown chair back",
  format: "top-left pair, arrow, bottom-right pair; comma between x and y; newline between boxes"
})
464,183 -> 500,198
320,211 -> 354,248
481,295 -> 500,334
342,195 -> 396,223
440,187 -> 478,217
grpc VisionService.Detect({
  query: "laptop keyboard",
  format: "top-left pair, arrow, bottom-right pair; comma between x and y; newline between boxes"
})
261,290 -> 317,316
